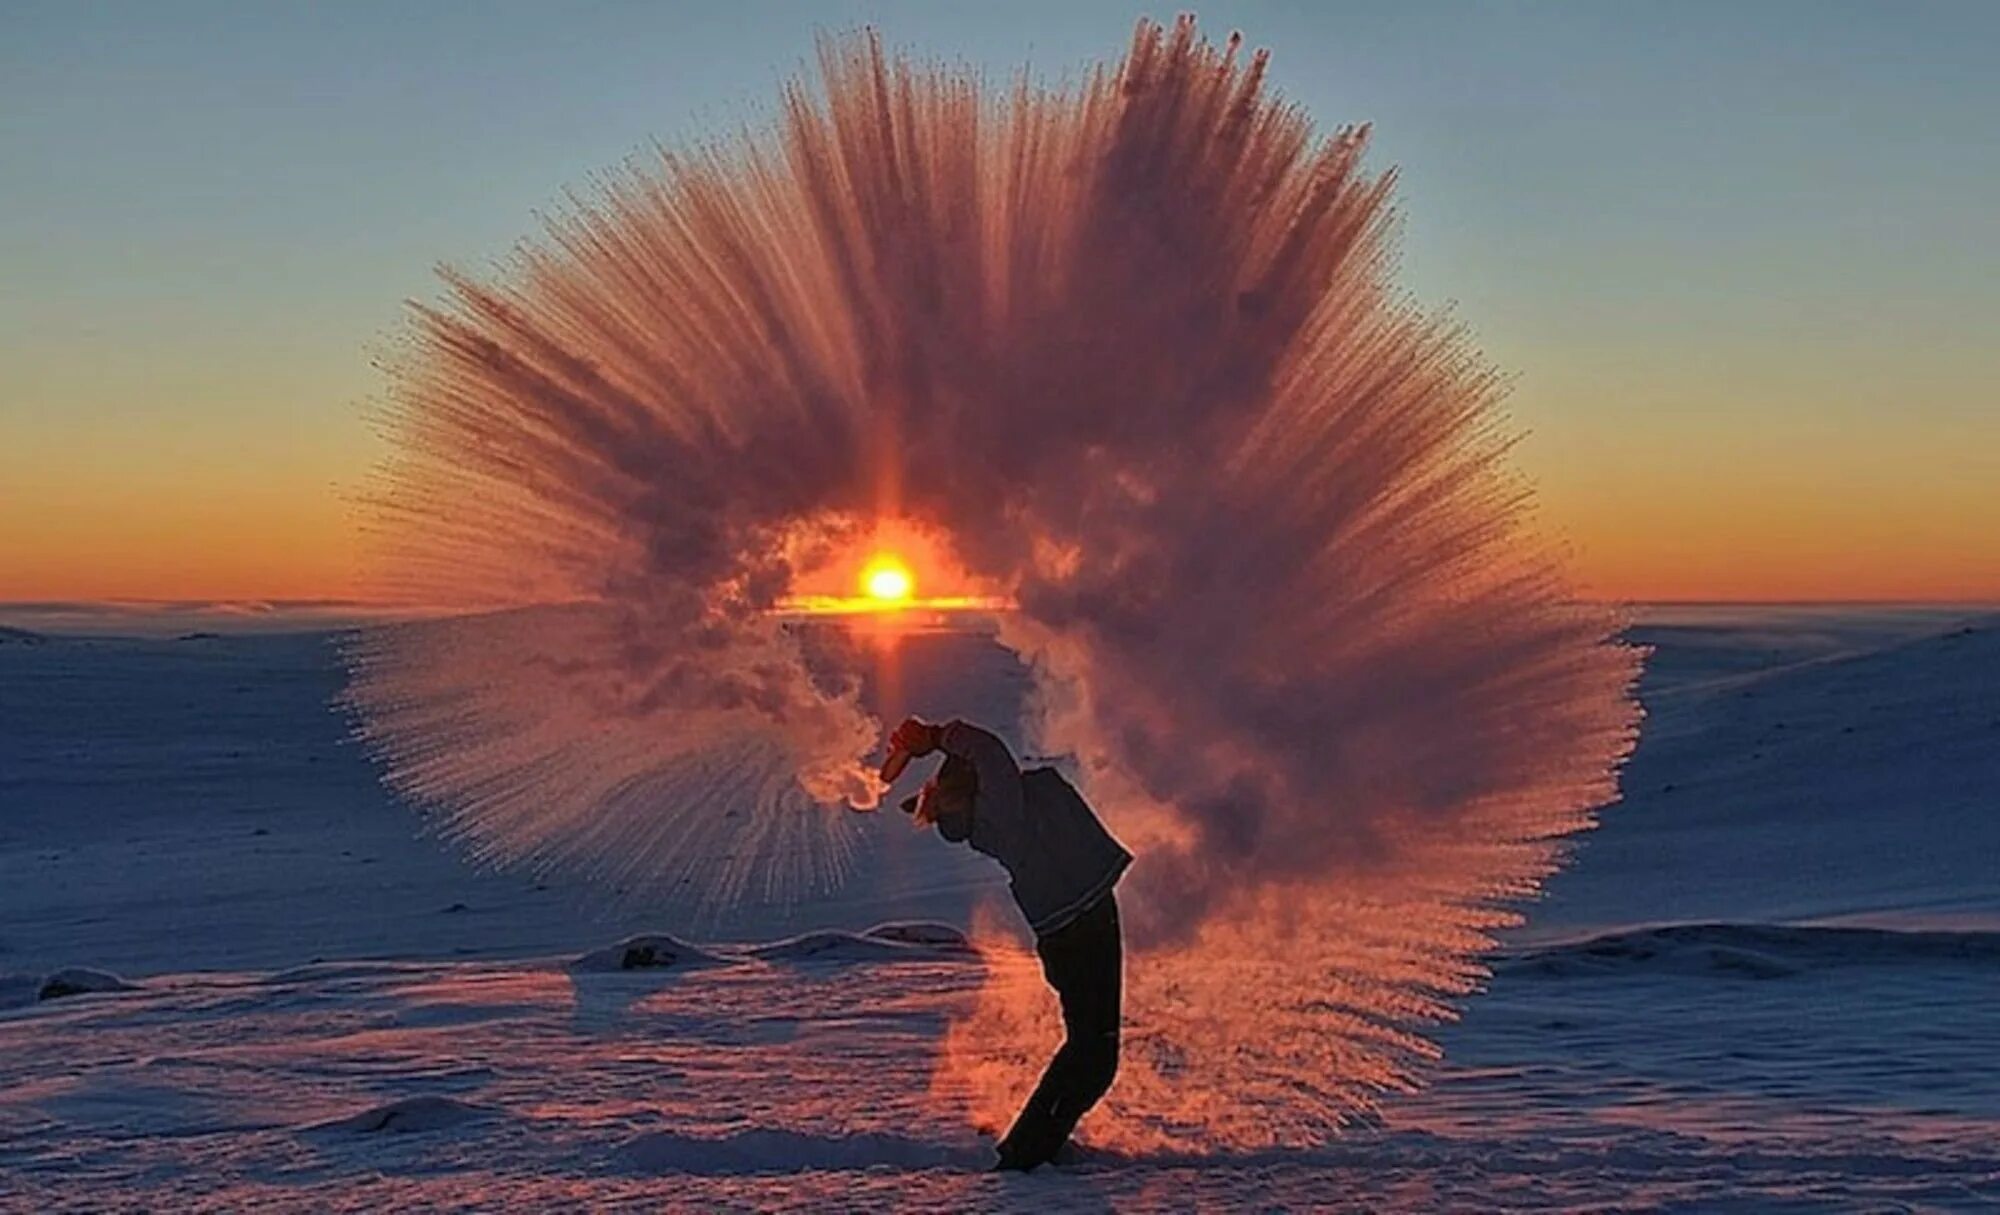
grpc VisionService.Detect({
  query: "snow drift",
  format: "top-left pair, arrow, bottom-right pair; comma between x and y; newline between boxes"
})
568,934 -> 726,974
309,1096 -> 494,1135
747,926 -> 973,964
37,968 -> 139,1002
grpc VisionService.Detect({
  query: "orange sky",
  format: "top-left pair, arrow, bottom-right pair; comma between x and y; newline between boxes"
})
1,386 -> 366,602
3,329 -> 1994,605
1515,396 -> 2000,603
5,426 -> 1994,604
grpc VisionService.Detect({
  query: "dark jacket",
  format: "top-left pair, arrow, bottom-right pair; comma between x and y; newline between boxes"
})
933,720 -> 1131,937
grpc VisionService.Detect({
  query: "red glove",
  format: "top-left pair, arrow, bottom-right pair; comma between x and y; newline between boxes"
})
880,718 -> 942,782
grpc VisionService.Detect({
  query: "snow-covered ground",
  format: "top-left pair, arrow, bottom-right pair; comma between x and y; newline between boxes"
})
3,606 -> 1997,1211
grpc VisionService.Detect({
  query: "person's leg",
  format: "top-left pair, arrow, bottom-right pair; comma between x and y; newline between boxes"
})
994,918 -> 1084,1168
1042,895 -> 1120,1129
1063,894 -> 1121,1117
996,894 -> 1122,1169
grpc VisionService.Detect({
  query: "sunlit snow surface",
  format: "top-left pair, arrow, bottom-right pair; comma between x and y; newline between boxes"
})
3,606 -> 1998,1210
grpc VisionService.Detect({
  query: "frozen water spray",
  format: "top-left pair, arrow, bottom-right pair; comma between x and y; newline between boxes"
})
344,17 -> 1641,1149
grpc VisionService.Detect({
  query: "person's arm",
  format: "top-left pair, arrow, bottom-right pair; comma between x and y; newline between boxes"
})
888,719 -> 970,839
884,717 -> 1024,839
937,719 -> 1025,827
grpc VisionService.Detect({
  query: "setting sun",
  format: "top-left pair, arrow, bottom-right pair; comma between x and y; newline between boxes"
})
769,518 -> 1010,618
861,554 -> 914,605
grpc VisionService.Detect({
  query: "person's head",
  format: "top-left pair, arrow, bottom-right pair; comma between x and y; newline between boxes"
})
905,752 -> 978,822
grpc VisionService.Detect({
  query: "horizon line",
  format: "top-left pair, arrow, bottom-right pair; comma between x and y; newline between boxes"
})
5,595 -> 2000,612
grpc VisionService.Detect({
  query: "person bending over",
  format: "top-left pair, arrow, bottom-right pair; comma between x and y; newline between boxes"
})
882,717 -> 1132,1172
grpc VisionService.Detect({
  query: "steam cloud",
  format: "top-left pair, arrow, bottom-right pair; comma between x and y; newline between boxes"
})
345,18 -> 1641,1146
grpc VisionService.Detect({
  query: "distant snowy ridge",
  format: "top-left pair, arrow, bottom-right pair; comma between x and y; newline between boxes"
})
1534,612 -> 2000,934
570,923 -> 975,971
0,922 -> 978,1012
747,923 -> 976,963
1502,922 -> 2000,979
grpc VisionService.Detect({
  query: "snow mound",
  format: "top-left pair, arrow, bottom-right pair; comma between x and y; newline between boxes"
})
1503,923 -> 2000,980
310,1095 -> 491,1134
746,927 -> 976,964
611,1126 -> 966,1174
862,921 -> 976,954
569,934 -> 727,973
37,968 -> 139,1001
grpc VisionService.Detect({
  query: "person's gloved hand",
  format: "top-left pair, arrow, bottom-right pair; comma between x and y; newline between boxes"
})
906,780 -> 943,827
880,717 -> 943,782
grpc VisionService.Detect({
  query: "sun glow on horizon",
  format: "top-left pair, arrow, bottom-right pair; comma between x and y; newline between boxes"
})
861,553 -> 914,606
772,527 -> 1013,619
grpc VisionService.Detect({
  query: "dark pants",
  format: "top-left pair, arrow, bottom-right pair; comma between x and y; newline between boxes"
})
998,892 -> 1122,1169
